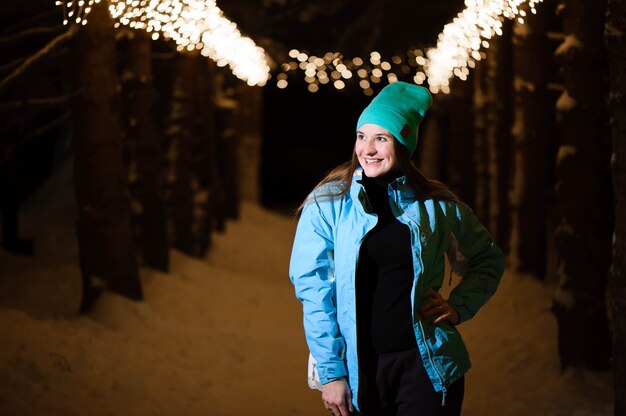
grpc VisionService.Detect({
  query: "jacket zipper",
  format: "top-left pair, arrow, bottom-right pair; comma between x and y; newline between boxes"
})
353,222 -> 376,408
359,187 -> 448,405
407,213 -> 448,406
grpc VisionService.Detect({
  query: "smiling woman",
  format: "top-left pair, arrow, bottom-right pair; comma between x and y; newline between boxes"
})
289,81 -> 505,416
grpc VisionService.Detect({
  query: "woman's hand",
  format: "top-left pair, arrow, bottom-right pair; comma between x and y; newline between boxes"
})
419,288 -> 460,325
322,378 -> 354,416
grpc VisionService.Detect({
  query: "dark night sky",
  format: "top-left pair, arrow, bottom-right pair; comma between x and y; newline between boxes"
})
219,0 -> 467,60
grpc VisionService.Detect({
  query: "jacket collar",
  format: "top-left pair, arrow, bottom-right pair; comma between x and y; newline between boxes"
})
351,168 -> 417,212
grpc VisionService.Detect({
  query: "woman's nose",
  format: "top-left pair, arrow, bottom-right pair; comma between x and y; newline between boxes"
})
365,140 -> 376,154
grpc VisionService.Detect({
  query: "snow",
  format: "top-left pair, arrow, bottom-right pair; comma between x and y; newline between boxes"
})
557,144 -> 578,166
511,106 -> 525,139
193,190 -> 209,203
513,21 -> 532,38
604,23 -> 623,38
555,217 -> 575,237
555,35 -> 584,58
554,261 -> 576,309
514,77 -> 536,94
121,69 -> 136,83
609,92 -> 624,104
131,199 -> 143,215
214,96 -> 238,109
556,90 -> 578,113
0,159 -> 614,415
547,32 -> 565,42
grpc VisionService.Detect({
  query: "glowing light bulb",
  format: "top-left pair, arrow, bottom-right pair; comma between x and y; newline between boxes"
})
57,0 -> 270,86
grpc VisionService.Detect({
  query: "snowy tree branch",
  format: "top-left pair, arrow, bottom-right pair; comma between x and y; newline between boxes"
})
0,25 -> 78,96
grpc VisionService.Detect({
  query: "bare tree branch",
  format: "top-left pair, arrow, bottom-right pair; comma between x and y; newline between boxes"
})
0,24 -> 78,96
0,26 -> 63,45
0,111 -> 71,167
2,7 -> 61,37
0,57 -> 25,75
0,93 -> 77,111
0,47 -> 67,78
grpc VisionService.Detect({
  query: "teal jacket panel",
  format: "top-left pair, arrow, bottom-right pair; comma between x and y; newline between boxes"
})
289,169 -> 505,410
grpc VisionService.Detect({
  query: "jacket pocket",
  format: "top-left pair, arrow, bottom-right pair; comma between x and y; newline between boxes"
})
423,321 -> 471,382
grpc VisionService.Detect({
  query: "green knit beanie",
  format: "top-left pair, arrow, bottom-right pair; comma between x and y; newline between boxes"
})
356,82 -> 432,155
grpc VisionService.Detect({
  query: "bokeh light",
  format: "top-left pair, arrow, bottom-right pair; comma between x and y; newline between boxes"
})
57,0 -> 270,86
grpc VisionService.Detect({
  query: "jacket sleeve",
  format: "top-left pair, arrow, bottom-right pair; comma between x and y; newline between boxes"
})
289,198 -> 347,384
446,202 -> 505,324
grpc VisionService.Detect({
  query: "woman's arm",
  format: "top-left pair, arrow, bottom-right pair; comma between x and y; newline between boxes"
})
446,203 -> 506,324
289,199 -> 348,383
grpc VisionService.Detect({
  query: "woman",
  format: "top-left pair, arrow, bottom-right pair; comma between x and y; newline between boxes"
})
289,82 -> 505,416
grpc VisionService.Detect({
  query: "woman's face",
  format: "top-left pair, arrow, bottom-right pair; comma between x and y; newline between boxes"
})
355,123 -> 399,177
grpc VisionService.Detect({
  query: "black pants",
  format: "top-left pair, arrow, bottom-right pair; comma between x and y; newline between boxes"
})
358,348 -> 464,416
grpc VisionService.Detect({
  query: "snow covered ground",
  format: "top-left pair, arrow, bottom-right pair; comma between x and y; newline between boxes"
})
0,161 -> 614,415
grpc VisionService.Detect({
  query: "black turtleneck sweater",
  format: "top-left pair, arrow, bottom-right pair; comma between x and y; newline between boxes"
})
356,172 -> 417,353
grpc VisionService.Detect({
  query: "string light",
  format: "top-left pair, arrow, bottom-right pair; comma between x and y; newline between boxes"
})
424,0 -> 544,93
275,49 -> 417,95
58,0 -> 545,92
276,0 -> 544,95
57,0 -> 270,86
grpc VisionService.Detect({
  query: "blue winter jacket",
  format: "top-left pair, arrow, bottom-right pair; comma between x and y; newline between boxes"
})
289,169 -> 505,410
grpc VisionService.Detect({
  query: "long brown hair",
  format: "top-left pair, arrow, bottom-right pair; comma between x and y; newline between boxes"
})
297,138 -> 459,214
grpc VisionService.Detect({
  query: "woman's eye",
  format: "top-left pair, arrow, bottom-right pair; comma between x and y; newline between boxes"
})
376,136 -> 387,142
357,134 -> 365,140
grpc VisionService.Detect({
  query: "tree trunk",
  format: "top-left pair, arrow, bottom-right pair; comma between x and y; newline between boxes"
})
0,156 -> 34,255
190,55 -> 216,253
216,96 -> 240,221
234,84 -> 263,204
70,1 -> 142,312
552,0 -> 612,370
605,0 -> 626,411
473,57 -> 489,223
122,30 -> 169,271
167,54 -> 196,256
445,76 -> 476,205
484,20 -> 514,254
417,99 -> 444,181
167,53 -> 221,257
510,5 -> 551,278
